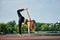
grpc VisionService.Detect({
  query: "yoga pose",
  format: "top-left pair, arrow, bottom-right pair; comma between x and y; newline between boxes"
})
17,8 -> 35,34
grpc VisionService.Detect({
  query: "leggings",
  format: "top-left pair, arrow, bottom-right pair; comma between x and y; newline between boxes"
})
17,9 -> 25,34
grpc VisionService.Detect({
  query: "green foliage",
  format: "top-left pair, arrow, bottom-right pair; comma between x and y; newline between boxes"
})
0,20 -> 16,34
13,24 -> 19,33
0,23 -> 7,34
35,23 -> 41,31
40,24 -> 49,31
22,24 -> 28,33
6,20 -> 16,34
35,23 -> 44,31
0,21 -> 60,34
36,22 -> 60,31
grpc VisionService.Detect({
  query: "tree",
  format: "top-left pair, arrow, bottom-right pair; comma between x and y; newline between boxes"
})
48,24 -> 54,31
0,23 -> 7,34
6,20 -> 16,33
40,24 -> 49,31
13,24 -> 19,33
35,23 -> 44,31
22,24 -> 28,33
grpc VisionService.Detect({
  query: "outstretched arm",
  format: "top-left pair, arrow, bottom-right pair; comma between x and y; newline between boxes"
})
24,8 -> 31,21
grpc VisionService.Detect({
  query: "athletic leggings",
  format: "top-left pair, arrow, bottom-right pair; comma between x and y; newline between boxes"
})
17,9 -> 25,34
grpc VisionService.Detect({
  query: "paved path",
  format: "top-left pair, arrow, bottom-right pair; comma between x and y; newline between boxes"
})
0,35 -> 60,40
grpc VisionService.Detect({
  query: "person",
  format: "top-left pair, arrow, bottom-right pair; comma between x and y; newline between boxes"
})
17,8 -> 35,34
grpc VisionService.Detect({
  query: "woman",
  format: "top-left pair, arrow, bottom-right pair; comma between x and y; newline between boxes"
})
17,8 -> 35,34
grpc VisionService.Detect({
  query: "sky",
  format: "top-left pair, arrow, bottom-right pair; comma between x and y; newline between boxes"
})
0,0 -> 60,24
